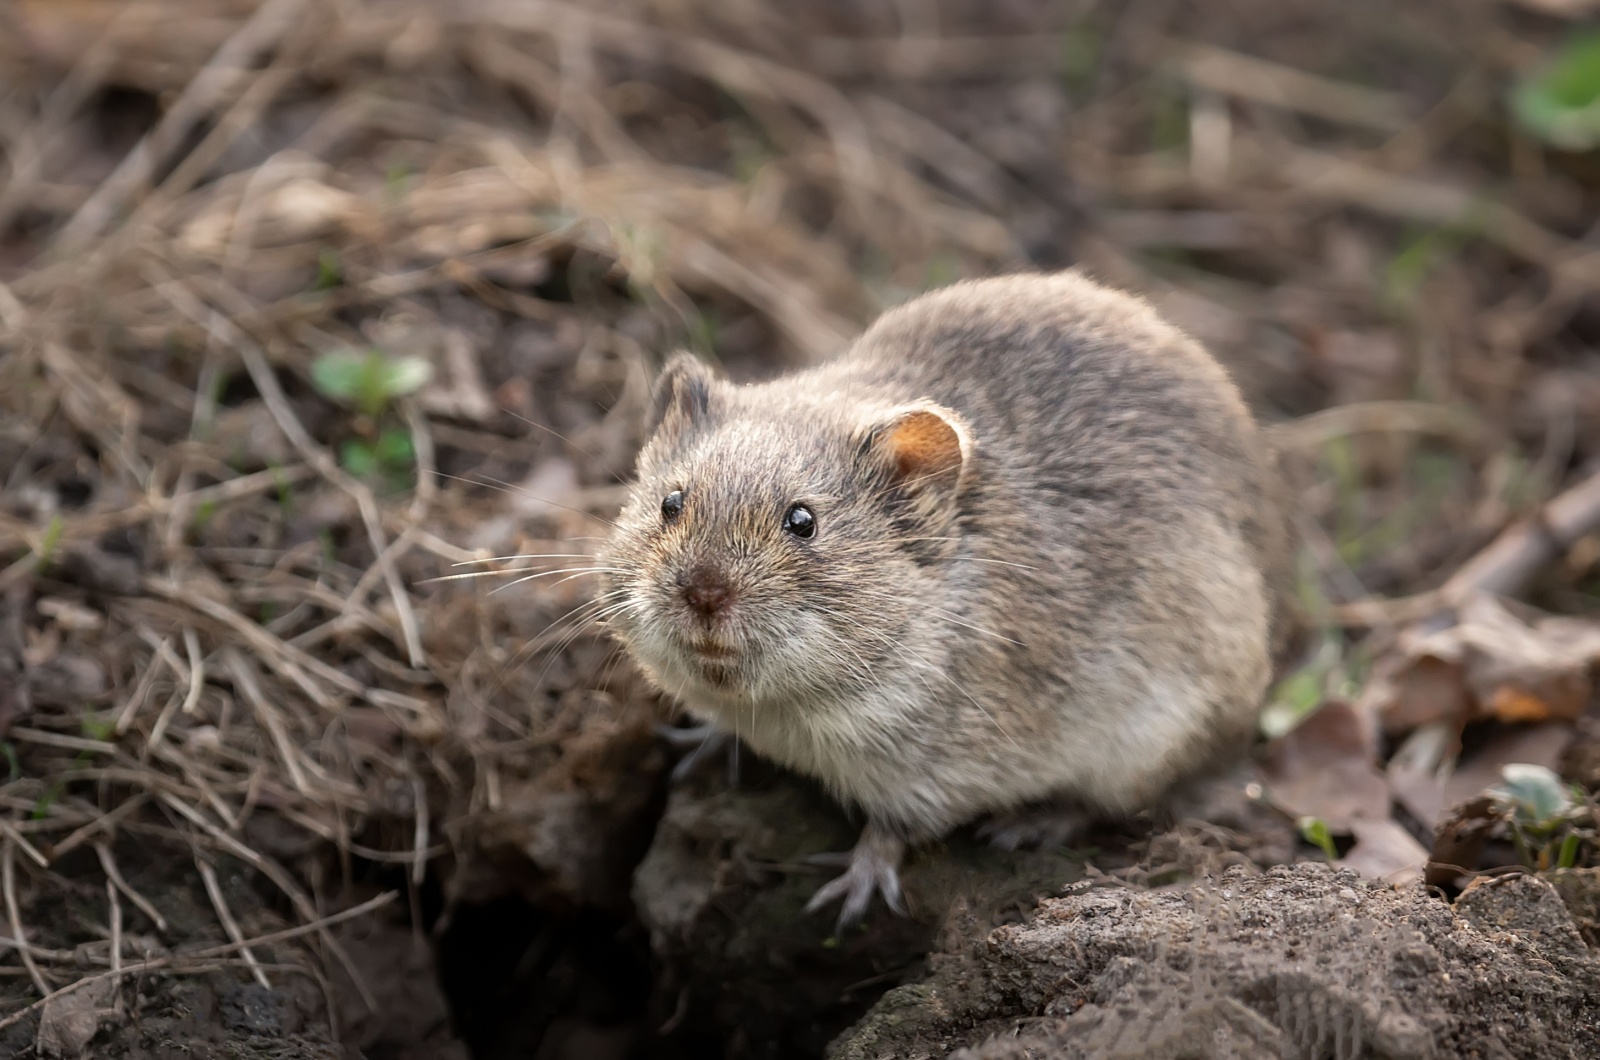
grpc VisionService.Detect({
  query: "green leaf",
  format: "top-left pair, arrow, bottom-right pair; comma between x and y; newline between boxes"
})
340,438 -> 379,479
1261,668 -> 1324,739
80,715 -> 114,742
1513,31 -> 1600,151
35,513 -> 64,570
1557,831 -> 1583,870
1490,763 -> 1574,828
311,349 -> 432,418
1297,816 -> 1339,860
315,247 -> 343,290
376,356 -> 432,401
311,350 -> 371,404
373,427 -> 415,470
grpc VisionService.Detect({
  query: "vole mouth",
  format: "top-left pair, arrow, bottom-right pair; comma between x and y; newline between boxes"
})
688,638 -> 738,661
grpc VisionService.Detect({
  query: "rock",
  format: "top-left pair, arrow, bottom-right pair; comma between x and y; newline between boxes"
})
631,767 -> 1089,1057
832,863 -> 1600,1059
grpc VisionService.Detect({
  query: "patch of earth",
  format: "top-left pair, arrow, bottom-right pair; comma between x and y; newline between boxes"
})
832,863 -> 1600,1059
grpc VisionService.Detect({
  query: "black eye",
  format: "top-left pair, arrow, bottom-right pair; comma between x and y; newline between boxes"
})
661,490 -> 684,522
782,503 -> 815,539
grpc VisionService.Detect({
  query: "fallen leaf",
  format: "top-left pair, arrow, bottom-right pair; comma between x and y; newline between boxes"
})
1441,723 -> 1575,812
1336,819 -> 1429,886
35,979 -> 116,1059
1261,700 -> 1389,830
1426,794 -> 1500,889
1358,651 -> 1472,737
1355,594 -> 1600,737
1456,595 -> 1597,723
1387,720 -> 1460,829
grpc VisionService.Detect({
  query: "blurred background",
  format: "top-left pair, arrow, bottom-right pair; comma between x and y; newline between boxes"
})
2,0 -> 1600,1057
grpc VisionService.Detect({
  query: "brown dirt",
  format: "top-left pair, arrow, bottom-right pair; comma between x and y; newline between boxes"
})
834,864 -> 1600,1059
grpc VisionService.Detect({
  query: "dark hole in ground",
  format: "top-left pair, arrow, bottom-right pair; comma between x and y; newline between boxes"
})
435,897 -> 727,1060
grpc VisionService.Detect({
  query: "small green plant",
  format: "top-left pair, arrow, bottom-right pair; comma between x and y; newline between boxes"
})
1489,764 -> 1595,871
310,347 -> 431,492
1513,31 -> 1600,151
315,247 -> 344,291
80,715 -> 115,742
1298,815 -> 1339,860
33,513 -> 64,572
311,348 -> 431,420
339,428 -> 416,494
307,350 -> 428,496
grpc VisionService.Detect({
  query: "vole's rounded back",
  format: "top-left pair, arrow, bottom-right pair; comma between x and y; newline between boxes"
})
599,271 -> 1290,922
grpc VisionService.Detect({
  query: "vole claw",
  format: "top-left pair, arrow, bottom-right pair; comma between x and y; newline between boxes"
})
977,806 -> 1092,851
804,825 -> 907,930
654,722 -> 740,785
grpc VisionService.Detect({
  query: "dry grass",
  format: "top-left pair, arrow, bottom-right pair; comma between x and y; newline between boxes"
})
1,0 -> 1599,1042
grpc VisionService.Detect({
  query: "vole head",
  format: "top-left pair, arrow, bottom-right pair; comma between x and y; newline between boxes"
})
598,352 -> 974,709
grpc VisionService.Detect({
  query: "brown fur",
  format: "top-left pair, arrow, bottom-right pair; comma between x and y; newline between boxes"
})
599,271 -> 1291,856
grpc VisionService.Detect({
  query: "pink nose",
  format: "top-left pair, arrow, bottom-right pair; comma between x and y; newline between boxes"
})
680,565 -> 732,616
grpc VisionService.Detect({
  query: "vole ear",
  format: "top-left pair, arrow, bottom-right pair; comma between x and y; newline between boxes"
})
648,352 -> 718,435
863,403 -> 973,494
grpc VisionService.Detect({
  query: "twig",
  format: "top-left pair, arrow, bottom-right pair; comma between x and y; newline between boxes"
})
143,575 -> 355,710
0,891 -> 397,1034
181,627 -> 206,716
1273,148 -> 1600,286
51,797 -> 149,863
409,767 -> 429,888
1171,41 -> 1413,132
156,794 -> 379,1012
2,842 -> 48,998
148,274 -> 427,669
95,842 -> 168,934
1441,464 -> 1600,604
54,0 -> 312,251
106,880 -> 122,1008
224,650 -> 312,797
7,727 -> 116,757
196,856 -> 270,990
0,4 -> 130,233
115,636 -> 172,736
0,823 -> 48,870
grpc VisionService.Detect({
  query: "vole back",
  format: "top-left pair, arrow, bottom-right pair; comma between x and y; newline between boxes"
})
600,270 -> 1290,927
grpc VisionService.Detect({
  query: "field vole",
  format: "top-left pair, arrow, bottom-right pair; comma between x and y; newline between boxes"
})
598,271 -> 1291,927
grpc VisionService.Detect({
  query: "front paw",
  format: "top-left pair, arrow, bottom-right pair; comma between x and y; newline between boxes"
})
803,826 -> 908,930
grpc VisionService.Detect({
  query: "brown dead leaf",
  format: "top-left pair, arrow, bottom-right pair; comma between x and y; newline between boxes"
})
1441,723 -> 1575,812
1359,650 -> 1471,737
1336,819 -> 1428,886
35,979 -> 117,1059
1261,700 -> 1389,830
1357,594 -> 1600,737
1426,794 -> 1499,889
1387,720 -> 1460,829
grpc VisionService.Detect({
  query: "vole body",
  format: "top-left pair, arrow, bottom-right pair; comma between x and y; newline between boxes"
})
599,271 -> 1290,925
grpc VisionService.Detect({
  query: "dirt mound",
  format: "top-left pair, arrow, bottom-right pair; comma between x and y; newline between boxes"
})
834,863 -> 1600,1059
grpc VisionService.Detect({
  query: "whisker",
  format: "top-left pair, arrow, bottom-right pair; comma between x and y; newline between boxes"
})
432,470 -> 619,529
451,553 -> 600,566
417,567 -> 549,585
500,408 -> 604,460
487,567 -> 632,596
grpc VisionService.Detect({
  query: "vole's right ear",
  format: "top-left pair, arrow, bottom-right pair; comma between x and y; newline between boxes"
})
648,352 -> 718,435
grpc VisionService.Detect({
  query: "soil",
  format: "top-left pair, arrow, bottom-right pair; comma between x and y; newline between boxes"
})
834,864 -> 1600,1059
